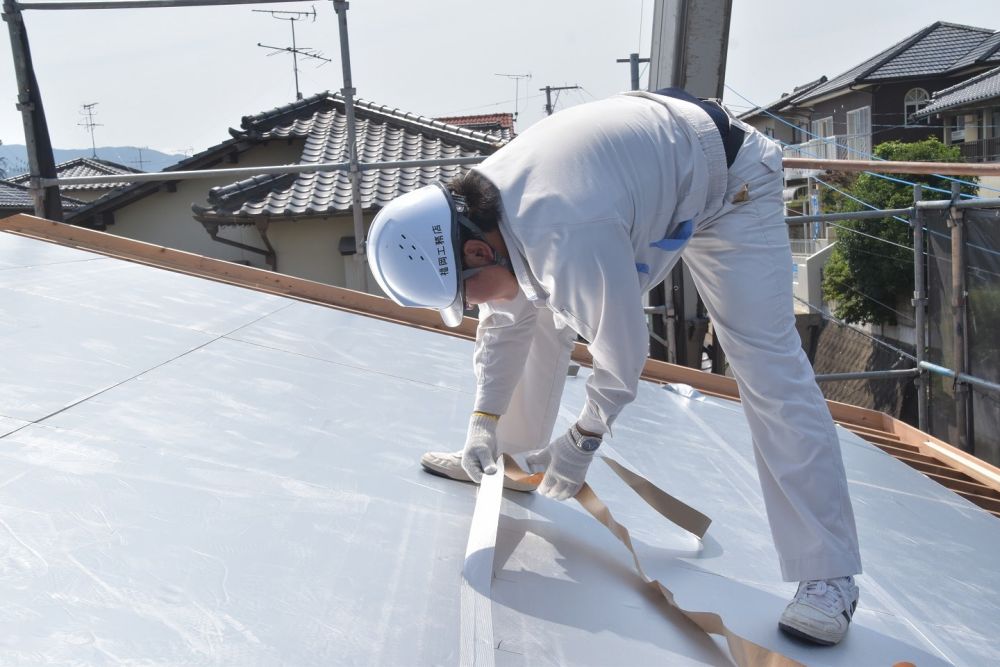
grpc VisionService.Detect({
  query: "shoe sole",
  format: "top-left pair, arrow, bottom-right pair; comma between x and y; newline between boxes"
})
420,461 -> 534,492
777,622 -> 839,647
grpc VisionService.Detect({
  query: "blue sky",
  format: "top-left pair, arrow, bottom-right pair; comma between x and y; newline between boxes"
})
1,0 -> 1000,155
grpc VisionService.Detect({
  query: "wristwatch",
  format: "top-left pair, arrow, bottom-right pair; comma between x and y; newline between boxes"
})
570,424 -> 602,453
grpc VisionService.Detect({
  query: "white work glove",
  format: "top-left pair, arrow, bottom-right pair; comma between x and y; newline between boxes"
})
526,427 -> 599,500
461,412 -> 500,482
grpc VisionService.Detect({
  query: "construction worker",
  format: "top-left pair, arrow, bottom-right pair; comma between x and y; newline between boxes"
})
366,88 -> 862,646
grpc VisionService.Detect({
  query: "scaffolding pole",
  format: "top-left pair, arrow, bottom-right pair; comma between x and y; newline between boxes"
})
16,0 -> 309,9
2,0 -> 62,220
948,182 -> 972,453
912,185 -> 928,433
333,0 -> 364,260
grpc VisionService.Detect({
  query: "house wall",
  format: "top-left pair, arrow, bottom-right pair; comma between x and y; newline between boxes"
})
806,90 -> 873,141
264,214 -> 375,289
869,78 -> 963,145
109,141 -> 304,268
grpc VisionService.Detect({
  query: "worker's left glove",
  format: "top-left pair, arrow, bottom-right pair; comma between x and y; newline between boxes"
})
526,425 -> 601,501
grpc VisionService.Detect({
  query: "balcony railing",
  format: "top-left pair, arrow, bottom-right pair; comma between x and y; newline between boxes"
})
958,136 -> 1000,163
789,238 -> 832,257
782,133 -> 872,179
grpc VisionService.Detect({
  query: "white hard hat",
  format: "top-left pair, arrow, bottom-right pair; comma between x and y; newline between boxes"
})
367,183 -> 466,327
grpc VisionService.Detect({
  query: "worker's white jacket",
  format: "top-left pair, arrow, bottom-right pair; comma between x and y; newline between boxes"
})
473,92 -> 764,436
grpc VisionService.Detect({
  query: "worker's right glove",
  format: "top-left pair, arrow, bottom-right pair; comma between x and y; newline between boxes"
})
461,411 -> 500,482
525,426 -> 599,500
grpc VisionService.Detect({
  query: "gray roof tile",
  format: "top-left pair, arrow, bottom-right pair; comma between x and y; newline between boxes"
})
798,22 -> 997,103
197,92 -> 505,222
11,157 -> 142,191
0,180 -> 86,211
914,65 -> 1000,117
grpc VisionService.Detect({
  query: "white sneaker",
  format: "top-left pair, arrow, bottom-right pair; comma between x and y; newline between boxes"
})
779,576 -> 859,646
420,450 -> 534,492
421,450 -> 474,482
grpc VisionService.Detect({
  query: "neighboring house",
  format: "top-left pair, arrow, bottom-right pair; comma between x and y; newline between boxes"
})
434,113 -> 515,141
0,179 -> 85,217
11,157 -> 143,203
742,21 -> 1000,180
912,65 -> 1000,192
68,92 -> 507,292
737,76 -> 827,146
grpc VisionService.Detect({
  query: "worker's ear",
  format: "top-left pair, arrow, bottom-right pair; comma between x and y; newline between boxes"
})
462,239 -> 494,266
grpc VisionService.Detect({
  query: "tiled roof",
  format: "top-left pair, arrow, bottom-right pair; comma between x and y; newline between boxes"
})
798,22 -> 997,103
736,76 -> 827,121
11,157 -> 142,191
0,180 -> 85,211
434,113 -> 515,141
914,65 -> 1000,118
194,92 -> 507,223
951,31 -> 1000,70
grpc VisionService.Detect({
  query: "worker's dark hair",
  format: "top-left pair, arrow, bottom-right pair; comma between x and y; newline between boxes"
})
448,170 -> 501,245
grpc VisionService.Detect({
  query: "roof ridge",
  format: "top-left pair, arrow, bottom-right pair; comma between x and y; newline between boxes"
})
242,92 -> 504,149
348,97 -> 504,149
855,22 -> 942,82
932,63 -> 1000,98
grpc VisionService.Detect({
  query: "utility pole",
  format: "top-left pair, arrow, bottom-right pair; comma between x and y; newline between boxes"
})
494,73 -> 531,121
616,53 -> 650,91
539,84 -> 580,116
78,102 -> 101,158
255,6 -> 330,101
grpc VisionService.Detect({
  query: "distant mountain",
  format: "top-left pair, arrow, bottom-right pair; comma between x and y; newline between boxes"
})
0,145 -> 188,179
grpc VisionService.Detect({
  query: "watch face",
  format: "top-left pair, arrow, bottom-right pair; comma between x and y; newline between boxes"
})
576,436 -> 601,452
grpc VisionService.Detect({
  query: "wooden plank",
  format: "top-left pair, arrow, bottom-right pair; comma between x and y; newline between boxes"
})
838,421 -> 901,441
871,442 -> 946,467
923,472 -> 1000,502
887,418 -> 1000,495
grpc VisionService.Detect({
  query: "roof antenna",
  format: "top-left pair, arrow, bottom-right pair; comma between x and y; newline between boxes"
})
255,6 -> 332,101
494,73 -> 532,121
78,102 -> 102,158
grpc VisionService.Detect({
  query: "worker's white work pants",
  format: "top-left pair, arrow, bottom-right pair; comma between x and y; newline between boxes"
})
495,307 -> 578,455
494,130 -> 862,583
681,131 -> 862,582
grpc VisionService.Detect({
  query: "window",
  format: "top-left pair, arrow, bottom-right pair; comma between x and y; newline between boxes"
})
764,126 -> 775,138
846,106 -> 872,158
810,116 -> 835,159
904,88 -> 930,126
951,114 -> 966,143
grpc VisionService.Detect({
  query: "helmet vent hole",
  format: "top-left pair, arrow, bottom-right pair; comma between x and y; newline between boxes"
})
408,255 -> 413,260
398,244 -> 404,249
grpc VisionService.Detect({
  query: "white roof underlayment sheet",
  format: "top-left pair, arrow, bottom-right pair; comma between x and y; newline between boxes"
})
0,231 -> 999,666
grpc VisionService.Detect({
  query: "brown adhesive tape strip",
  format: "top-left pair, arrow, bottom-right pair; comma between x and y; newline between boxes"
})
500,454 -> 804,667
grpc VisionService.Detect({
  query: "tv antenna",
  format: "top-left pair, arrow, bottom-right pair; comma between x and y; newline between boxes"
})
494,72 -> 532,121
255,6 -> 331,101
78,102 -> 102,158
130,146 -> 150,171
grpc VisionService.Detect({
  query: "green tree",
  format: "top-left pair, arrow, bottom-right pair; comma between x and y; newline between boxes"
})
821,137 -> 978,325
